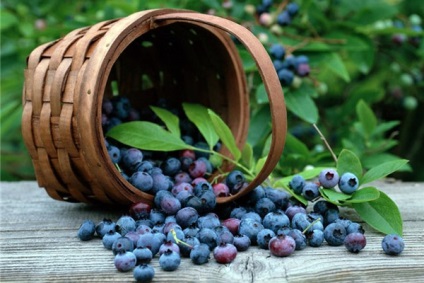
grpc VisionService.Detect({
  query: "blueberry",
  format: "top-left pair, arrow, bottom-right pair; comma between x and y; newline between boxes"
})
107,145 -> 121,164
324,208 -> 340,226
262,211 -> 290,233
242,185 -> 266,206
296,63 -> 310,77
151,173 -> 173,194
159,250 -> 181,271
137,233 -> 163,257
102,98 -> 113,116
122,148 -> 143,172
291,212 -> 310,232
295,55 -> 309,66
179,236 -> 200,257
241,211 -> 262,223
238,218 -> 264,245
197,228 -> 219,250
188,160 -> 207,178
159,241 -> 180,256
344,232 -> 367,253
197,157 -> 213,175
273,59 -> 285,72
112,236 -> 134,255
269,44 -> 286,59
175,190 -> 193,207
302,182 -> 320,201
133,264 -> 155,282
307,229 -> 324,247
324,223 -> 347,246
230,206 -> 248,219
221,218 -> 241,235
130,172 -> 153,192
175,207 -> 199,228
319,169 -> 340,189
225,170 -> 245,191
288,229 -> 307,250
196,212 -> 220,229
160,195 -> 181,215
163,222 -> 182,235
173,172 -> 192,185
136,160 -> 155,174
264,187 -> 290,209
262,0 -> 273,9
289,175 -> 305,195
347,222 -> 365,234
149,209 -> 166,225
116,216 -> 136,236
255,197 -> 276,218
287,2 -> 299,16
96,218 -> 116,238
193,181 -> 213,197
233,234 -> 251,251
382,234 -> 404,255
268,234 -> 296,257
193,141 -> 210,159
313,200 -> 339,216
133,247 -> 153,264
339,172 -> 359,194
183,225 -> 200,238
277,10 -> 292,26
257,229 -> 276,249
125,231 -> 141,247
102,231 -> 122,250
160,157 -> 181,176
285,205 -> 307,221
212,182 -> 230,197
166,227 -> 185,245
154,191 -> 173,210
129,201 -> 152,221
112,96 -> 131,120
114,251 -> 137,272
190,243 -> 210,265
278,69 -> 294,85
213,243 -> 238,264
77,220 -> 96,241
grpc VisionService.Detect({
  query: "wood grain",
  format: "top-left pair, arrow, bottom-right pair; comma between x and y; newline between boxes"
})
1,181 -> 423,282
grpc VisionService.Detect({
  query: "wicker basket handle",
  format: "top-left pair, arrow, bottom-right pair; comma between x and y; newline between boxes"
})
154,12 -> 287,203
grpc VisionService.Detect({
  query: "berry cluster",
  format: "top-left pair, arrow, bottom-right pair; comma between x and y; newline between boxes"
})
257,1 -> 300,27
389,15 -> 423,48
77,167 -> 404,281
103,96 -> 227,197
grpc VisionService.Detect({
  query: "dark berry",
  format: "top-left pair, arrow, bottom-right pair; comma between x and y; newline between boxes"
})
160,157 -> 181,176
382,234 -> 404,255
344,232 -> 367,253
159,250 -> 181,271
255,197 -> 276,218
116,216 -> 136,236
225,170 -> 245,191
112,236 -> 134,255
190,243 -> 210,265
160,195 -> 181,215
175,207 -> 199,228
233,234 -> 251,251
302,182 -> 320,201
289,175 -> 305,195
319,169 -> 340,189
269,44 -> 286,59
324,223 -> 347,246
285,205 -> 307,221
212,182 -> 230,197
268,234 -> 296,257
179,236 -> 200,257
213,243 -> 237,264
133,247 -> 153,264
130,172 -> 153,192
288,229 -> 307,250
257,229 -> 276,249
221,218 -> 241,235
313,200 -> 339,216
122,148 -> 143,172
114,251 -> 137,272
238,218 -> 264,245
263,210 -> 290,233
129,201 -> 152,220
188,160 -> 207,178
287,3 -> 299,16
277,10 -> 291,26
339,172 -> 359,194
197,228 -> 218,250
278,69 -> 294,85
133,264 -> 155,282
108,145 -> 121,164
77,220 -> 96,241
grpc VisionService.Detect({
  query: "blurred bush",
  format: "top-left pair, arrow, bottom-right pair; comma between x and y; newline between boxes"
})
1,0 -> 423,181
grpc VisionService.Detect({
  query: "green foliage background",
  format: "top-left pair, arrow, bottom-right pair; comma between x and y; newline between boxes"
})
1,0 -> 423,181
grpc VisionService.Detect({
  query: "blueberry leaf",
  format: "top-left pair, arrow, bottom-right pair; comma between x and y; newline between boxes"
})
343,186 -> 380,203
106,121 -> 190,151
356,100 -> 377,138
150,106 -> 180,137
361,159 -> 409,185
182,103 -> 219,150
241,143 -> 254,169
337,149 -> 363,181
254,155 -> 267,175
319,188 -> 351,204
285,85 -> 319,124
208,109 -> 241,161
352,190 -> 403,236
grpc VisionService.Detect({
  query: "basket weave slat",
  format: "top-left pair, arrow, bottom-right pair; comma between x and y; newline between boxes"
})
23,9 -> 287,206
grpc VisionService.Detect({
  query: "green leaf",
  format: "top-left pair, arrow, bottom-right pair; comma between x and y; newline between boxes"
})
285,87 -> 319,124
241,143 -> 254,169
238,49 -> 257,72
254,155 -> 267,175
106,121 -> 190,151
320,188 -> 351,203
324,53 -> 350,82
361,159 -> 409,185
356,100 -> 377,138
255,83 -> 268,104
0,10 -> 18,31
344,187 -> 380,203
150,106 -> 180,137
182,103 -> 219,150
352,190 -> 403,235
208,109 -> 241,161
284,133 -> 310,157
337,149 -> 363,181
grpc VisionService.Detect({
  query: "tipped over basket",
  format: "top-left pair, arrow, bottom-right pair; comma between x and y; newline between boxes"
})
22,9 -> 287,206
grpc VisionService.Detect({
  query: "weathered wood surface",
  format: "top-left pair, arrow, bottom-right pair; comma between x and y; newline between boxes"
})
1,181 -> 423,282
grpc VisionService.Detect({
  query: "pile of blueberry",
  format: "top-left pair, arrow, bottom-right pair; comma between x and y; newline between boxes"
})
78,166 -> 404,281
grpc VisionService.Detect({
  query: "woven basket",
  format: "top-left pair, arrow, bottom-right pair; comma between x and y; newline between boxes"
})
22,9 -> 287,206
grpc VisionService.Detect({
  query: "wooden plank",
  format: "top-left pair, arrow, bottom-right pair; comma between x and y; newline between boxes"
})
1,181 -> 424,282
